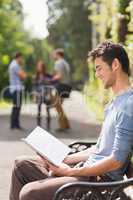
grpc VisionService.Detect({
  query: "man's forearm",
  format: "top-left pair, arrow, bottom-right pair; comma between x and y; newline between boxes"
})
67,156 -> 122,177
52,73 -> 61,81
64,146 -> 96,164
18,70 -> 27,80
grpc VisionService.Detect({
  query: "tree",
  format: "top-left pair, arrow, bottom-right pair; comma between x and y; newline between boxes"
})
0,0 -> 32,91
125,0 -> 133,71
26,38 -> 54,73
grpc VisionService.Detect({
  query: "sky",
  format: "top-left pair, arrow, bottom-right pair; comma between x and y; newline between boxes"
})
19,0 -> 49,39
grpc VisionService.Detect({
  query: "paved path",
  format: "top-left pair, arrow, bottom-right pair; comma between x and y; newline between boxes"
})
0,91 -> 101,200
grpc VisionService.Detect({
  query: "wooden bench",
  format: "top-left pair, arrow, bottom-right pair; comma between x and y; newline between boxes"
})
54,142 -> 133,200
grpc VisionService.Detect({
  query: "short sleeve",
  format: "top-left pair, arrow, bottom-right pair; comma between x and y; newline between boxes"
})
112,110 -> 133,163
13,64 -> 21,75
54,61 -> 63,72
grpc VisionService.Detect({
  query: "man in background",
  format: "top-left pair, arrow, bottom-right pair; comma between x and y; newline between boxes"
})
51,48 -> 72,132
8,52 -> 27,130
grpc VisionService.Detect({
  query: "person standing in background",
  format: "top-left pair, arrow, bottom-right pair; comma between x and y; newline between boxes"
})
51,48 -> 72,132
8,52 -> 27,130
32,60 -> 53,127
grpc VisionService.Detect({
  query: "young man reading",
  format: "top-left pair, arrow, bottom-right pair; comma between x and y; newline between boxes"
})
9,41 -> 133,200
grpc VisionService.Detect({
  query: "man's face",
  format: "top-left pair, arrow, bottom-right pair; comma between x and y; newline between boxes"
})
17,56 -> 23,65
52,52 -> 58,60
95,57 -> 116,89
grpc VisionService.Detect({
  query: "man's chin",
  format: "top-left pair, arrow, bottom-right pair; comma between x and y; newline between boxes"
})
103,84 -> 110,89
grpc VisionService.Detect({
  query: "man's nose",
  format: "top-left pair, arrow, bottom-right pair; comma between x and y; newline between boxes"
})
95,71 -> 99,78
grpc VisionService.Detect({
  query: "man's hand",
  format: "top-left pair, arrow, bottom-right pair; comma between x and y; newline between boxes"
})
49,163 -> 72,177
37,153 -> 50,170
37,154 -> 72,176
51,71 -> 62,82
18,69 -> 27,80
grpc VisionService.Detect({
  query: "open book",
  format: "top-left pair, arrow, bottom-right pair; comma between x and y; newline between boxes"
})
22,126 -> 71,166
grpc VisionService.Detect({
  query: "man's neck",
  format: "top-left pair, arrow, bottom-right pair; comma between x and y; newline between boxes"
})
15,59 -> 19,65
112,75 -> 131,96
57,57 -> 63,61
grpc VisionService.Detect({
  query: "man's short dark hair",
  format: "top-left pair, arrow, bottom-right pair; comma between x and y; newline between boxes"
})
55,48 -> 64,57
88,41 -> 130,76
15,52 -> 22,59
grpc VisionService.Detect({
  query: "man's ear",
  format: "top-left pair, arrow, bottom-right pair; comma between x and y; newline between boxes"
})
112,58 -> 120,72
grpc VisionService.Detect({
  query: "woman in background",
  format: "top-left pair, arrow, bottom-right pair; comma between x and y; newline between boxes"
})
32,60 -> 52,128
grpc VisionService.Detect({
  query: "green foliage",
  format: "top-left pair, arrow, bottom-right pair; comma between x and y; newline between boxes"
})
84,71 -> 112,120
86,0 -> 133,119
26,38 -> 54,73
0,0 -> 54,91
118,0 -> 130,14
0,0 -> 32,91
126,0 -> 133,67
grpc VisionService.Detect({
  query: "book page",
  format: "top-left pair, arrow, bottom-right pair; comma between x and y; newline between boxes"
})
22,126 -> 71,166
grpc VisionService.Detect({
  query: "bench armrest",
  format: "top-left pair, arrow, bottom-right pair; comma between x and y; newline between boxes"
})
54,178 -> 133,200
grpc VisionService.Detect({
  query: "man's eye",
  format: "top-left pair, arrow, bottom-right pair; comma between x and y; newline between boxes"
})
98,67 -> 102,71
96,68 -> 101,72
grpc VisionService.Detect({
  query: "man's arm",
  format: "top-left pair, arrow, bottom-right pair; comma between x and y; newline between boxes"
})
67,154 -> 122,177
50,109 -> 133,177
64,145 -> 96,164
17,69 -> 27,80
52,61 -> 63,82
39,146 -> 96,168
49,154 -> 123,177
51,71 -> 61,82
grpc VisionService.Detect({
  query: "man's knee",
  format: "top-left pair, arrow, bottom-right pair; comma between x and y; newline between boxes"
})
19,183 -> 35,200
19,181 -> 47,200
13,156 -> 36,178
19,180 -> 58,200
14,156 -> 30,169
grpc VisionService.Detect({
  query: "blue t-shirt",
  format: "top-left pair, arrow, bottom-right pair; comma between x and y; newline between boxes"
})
84,89 -> 133,180
8,59 -> 23,93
